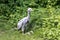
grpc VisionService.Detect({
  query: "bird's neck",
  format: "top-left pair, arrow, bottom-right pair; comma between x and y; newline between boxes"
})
27,12 -> 30,18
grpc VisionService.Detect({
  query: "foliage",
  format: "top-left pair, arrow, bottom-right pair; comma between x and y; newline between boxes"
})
0,0 -> 60,40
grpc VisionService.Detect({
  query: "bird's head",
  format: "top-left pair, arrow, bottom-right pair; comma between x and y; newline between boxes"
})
27,8 -> 32,12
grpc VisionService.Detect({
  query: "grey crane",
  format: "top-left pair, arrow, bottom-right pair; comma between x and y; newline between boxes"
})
17,8 -> 32,33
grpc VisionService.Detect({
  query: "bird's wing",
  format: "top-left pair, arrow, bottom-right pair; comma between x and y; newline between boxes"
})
17,17 -> 28,29
18,17 -> 28,23
22,17 -> 28,23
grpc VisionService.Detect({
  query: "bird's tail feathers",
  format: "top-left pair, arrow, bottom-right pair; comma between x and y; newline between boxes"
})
17,22 -> 22,30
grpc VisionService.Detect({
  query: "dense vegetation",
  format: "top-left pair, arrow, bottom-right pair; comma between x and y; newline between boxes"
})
0,0 -> 60,40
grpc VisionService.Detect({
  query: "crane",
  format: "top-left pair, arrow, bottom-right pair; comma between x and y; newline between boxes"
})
17,8 -> 32,33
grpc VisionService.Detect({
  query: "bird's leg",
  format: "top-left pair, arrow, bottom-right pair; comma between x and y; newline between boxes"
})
25,23 -> 28,32
22,24 -> 25,34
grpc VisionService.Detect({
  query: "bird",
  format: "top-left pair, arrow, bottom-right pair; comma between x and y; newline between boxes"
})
17,8 -> 32,33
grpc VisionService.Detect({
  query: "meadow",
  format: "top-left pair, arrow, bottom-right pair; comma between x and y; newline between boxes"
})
0,0 -> 60,40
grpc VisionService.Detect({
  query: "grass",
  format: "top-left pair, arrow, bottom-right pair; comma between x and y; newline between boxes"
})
0,27 -> 60,40
0,7 -> 60,40
0,30 -> 41,40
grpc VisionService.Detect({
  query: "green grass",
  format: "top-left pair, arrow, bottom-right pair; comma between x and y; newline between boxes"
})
0,30 -> 41,40
0,7 -> 60,40
0,27 -> 60,40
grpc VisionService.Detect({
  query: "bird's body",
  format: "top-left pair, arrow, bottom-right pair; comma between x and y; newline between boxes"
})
17,8 -> 32,33
17,16 -> 29,30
